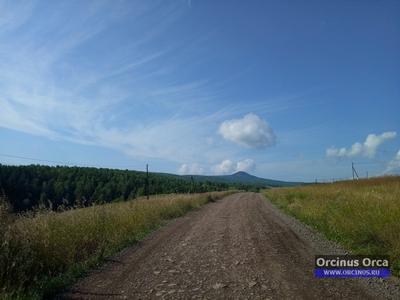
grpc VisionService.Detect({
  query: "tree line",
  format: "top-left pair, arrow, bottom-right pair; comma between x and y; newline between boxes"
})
0,164 -> 251,212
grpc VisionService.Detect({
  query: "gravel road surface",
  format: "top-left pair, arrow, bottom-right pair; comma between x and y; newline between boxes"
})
60,192 -> 399,299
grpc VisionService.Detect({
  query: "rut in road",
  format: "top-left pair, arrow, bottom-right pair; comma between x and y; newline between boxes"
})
61,192 -> 377,299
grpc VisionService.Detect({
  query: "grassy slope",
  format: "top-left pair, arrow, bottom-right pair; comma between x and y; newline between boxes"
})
0,191 -> 235,299
263,176 -> 400,276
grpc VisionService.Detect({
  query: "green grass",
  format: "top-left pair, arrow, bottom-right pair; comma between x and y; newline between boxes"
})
0,191 -> 235,299
263,176 -> 400,277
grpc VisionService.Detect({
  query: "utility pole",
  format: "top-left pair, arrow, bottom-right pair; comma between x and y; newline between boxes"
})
190,176 -> 194,194
366,171 -> 368,179
146,164 -> 149,199
352,162 -> 359,180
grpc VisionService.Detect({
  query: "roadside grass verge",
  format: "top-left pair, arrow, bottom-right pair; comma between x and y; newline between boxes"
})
263,176 -> 400,277
0,191 -> 235,299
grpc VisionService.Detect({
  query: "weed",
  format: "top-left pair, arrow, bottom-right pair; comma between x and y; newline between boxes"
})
0,191 -> 235,298
264,176 -> 400,277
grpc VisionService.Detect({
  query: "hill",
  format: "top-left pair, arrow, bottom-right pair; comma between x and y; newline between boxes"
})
173,171 -> 303,187
0,164 -> 231,212
0,164 -> 303,212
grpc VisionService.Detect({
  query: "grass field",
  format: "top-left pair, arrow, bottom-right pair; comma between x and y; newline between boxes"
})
0,191 -> 235,299
264,176 -> 400,277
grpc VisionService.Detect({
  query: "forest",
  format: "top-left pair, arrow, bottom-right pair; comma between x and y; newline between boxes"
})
0,164 -> 245,212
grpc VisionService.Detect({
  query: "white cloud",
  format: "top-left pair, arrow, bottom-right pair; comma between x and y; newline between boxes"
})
326,147 -> 346,157
364,132 -> 397,157
385,150 -> 400,174
0,2 -> 323,176
218,113 -> 276,149
326,132 -> 397,158
212,159 -> 236,175
212,159 -> 256,175
178,163 -> 204,175
236,158 -> 256,173
0,2 -> 233,165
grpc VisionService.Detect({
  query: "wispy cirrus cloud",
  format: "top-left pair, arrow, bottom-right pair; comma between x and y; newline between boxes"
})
0,1 -> 34,32
0,1 -> 224,164
0,1 -> 332,181
0,1 -> 306,168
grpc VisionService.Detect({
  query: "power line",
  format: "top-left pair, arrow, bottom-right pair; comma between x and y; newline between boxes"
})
351,161 -> 385,165
0,153 -> 71,165
376,148 -> 400,154
0,153 -> 141,171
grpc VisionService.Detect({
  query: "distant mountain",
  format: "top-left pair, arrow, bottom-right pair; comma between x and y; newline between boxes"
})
180,171 -> 303,187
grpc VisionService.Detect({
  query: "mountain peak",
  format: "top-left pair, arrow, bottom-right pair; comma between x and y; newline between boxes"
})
179,171 -> 302,187
232,171 -> 252,176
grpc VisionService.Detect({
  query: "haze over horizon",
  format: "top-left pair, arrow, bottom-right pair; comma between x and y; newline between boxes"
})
0,0 -> 399,181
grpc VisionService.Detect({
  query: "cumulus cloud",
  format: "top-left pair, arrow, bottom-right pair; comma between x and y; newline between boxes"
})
212,159 -> 256,175
326,131 -> 397,158
385,150 -> 400,174
212,160 -> 235,175
236,158 -> 256,173
218,113 -> 276,149
178,163 -> 204,175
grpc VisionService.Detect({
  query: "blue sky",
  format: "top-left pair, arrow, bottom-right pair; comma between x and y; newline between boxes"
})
0,0 -> 399,181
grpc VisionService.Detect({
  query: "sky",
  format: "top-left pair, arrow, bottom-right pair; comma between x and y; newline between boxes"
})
0,0 -> 399,182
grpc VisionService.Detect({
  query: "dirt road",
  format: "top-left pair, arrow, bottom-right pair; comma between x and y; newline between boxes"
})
61,193 -> 395,299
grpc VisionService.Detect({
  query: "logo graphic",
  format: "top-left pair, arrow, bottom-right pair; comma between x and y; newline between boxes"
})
314,255 -> 390,278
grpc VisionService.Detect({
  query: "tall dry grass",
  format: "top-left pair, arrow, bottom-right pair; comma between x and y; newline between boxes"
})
264,176 -> 400,276
0,191 -> 235,299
